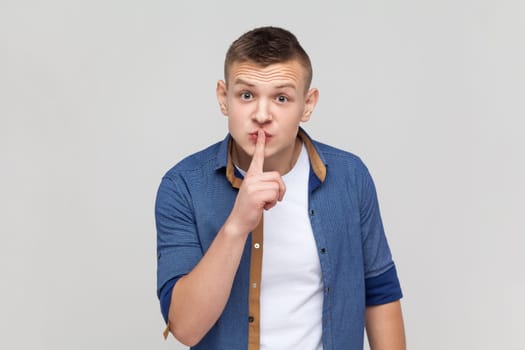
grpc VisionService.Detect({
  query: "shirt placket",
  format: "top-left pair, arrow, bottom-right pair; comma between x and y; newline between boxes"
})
248,220 -> 263,350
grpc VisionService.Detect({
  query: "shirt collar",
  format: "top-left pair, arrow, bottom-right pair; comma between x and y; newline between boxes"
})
215,127 -> 327,189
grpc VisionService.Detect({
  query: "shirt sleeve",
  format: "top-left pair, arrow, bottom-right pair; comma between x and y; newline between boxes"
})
357,164 -> 403,305
155,174 -> 203,322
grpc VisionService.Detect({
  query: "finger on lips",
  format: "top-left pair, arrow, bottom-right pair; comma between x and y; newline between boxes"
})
246,129 -> 286,205
247,130 -> 265,175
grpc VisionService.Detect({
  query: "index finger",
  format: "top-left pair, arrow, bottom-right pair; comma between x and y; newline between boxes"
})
247,129 -> 265,175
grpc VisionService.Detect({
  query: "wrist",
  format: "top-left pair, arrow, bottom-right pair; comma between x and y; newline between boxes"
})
222,217 -> 251,240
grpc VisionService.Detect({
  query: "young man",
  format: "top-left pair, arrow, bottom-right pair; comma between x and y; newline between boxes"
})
156,26 -> 405,349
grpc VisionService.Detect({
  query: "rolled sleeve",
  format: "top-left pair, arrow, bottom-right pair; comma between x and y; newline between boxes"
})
365,265 -> 402,305
358,163 -> 402,304
155,175 -> 203,322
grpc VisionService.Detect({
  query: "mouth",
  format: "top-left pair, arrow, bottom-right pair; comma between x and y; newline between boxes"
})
249,131 -> 272,143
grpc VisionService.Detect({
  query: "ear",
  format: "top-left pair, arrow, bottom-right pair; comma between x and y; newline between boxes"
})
301,88 -> 319,122
216,80 -> 229,116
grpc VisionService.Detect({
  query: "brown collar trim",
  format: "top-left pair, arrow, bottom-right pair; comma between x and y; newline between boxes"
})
297,129 -> 327,183
226,139 -> 243,189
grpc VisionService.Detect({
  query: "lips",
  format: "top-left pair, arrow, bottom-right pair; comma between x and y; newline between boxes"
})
248,131 -> 272,143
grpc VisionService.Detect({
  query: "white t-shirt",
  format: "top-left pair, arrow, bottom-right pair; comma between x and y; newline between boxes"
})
260,144 -> 324,350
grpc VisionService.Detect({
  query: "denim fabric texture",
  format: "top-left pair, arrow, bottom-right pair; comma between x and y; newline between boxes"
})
156,128 -> 402,350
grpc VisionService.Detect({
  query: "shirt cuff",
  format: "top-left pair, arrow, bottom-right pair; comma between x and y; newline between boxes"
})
365,265 -> 403,306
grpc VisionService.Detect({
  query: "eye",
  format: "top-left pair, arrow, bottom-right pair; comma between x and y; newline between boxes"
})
276,95 -> 288,103
240,91 -> 253,100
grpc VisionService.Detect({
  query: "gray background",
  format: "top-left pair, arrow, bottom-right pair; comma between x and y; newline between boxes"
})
1,0 -> 524,349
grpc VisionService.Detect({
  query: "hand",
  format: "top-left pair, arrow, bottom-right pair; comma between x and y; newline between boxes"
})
227,130 -> 286,235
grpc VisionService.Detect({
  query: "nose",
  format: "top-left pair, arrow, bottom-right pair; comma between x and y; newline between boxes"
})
253,100 -> 272,124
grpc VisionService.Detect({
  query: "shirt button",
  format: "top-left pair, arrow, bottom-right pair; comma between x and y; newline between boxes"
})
248,316 -> 254,323
254,243 -> 260,249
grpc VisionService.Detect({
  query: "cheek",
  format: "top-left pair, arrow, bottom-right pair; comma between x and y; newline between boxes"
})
228,105 -> 252,123
227,111 -> 247,134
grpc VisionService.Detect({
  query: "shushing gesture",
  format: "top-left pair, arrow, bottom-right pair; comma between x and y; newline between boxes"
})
227,130 -> 286,236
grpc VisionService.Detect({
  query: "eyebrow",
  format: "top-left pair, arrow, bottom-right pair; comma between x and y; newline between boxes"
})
232,78 -> 298,90
275,83 -> 297,90
232,78 -> 255,87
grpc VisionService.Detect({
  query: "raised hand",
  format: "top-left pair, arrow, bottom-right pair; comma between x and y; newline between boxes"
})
166,129 -> 286,344
227,130 -> 286,235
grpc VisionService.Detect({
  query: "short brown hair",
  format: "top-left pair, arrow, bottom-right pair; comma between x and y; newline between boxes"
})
224,26 -> 313,89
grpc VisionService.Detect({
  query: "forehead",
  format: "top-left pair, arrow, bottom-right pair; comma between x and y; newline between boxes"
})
227,60 -> 306,89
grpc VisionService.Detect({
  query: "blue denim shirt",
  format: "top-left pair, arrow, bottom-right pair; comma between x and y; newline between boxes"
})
156,128 -> 402,349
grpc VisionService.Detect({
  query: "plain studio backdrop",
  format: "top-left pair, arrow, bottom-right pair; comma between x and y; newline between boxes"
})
1,1 -> 524,349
